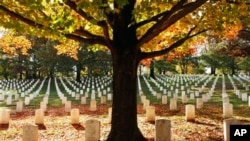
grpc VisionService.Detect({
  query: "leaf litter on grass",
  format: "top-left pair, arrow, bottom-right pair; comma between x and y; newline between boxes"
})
1,103 -> 248,141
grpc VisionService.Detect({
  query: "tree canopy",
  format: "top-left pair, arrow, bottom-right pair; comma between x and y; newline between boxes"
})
0,0 -> 249,140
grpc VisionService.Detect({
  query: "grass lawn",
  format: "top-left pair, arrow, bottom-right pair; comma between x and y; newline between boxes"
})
0,74 -> 250,140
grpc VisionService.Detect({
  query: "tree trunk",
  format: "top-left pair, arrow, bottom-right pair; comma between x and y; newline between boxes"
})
106,49 -> 146,141
25,70 -> 29,79
211,67 -> 216,75
19,71 -> 23,80
106,3 -> 147,139
231,58 -> 236,75
149,60 -> 156,79
38,70 -> 41,78
76,62 -> 82,82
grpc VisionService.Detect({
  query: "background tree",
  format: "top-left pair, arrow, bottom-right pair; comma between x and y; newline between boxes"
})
155,58 -> 177,75
0,32 -> 32,79
238,57 -> 250,73
33,37 -> 59,78
0,0 -> 248,140
167,47 -> 197,74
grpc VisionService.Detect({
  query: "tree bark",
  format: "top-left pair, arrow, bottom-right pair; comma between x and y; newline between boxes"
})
149,60 -> 156,79
231,58 -> 236,75
19,71 -> 23,80
106,49 -> 146,141
76,62 -> 82,82
211,67 -> 216,75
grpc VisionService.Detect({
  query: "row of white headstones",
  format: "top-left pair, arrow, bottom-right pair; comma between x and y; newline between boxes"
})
1,74 -> 248,109
141,74 -> 250,120
0,76 -> 113,110
0,77 -> 112,141
140,74 -> 250,141
0,74 -> 250,141
2,109 -> 171,141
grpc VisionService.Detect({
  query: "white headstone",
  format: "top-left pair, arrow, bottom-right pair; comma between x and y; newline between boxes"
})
155,119 -> 171,141
182,94 -> 188,104
100,96 -> 106,104
223,97 -> 229,104
146,106 -> 155,122
223,118 -> 239,141
107,93 -> 112,100
241,93 -> 248,101
0,109 -> 10,124
196,98 -> 203,109
16,101 -> 23,112
90,100 -> 97,111
156,93 -> 161,99
185,104 -> 195,121
249,96 -> 250,106
143,99 -> 150,110
81,97 -> 86,104
85,119 -> 100,141
195,91 -> 199,97
65,101 -> 71,112
6,96 -> 12,105
162,95 -> 167,104
141,95 -> 146,104
40,102 -> 47,111
35,109 -> 44,124
170,98 -> 177,110
107,107 -> 112,124
71,108 -> 80,124
190,93 -> 194,99
24,97 -> 30,105
22,124 -> 38,141
223,103 -> 233,119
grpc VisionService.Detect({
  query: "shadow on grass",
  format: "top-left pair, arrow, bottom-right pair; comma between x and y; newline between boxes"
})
190,120 -> 217,126
147,121 -> 155,125
72,124 -> 85,130
0,124 -> 9,130
36,124 -> 47,130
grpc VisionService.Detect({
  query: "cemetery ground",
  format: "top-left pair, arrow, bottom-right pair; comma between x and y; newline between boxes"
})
0,75 -> 250,140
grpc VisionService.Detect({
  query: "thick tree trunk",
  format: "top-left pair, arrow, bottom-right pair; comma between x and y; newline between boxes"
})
106,50 -> 146,141
106,3 -> 147,139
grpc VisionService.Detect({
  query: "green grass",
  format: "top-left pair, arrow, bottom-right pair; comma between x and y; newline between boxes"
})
0,75 -> 250,115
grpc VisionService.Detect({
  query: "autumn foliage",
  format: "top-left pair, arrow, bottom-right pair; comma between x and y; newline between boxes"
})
0,33 -> 31,57
55,39 -> 81,60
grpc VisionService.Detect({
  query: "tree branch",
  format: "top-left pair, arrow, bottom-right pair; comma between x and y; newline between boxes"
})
63,0 -> 112,47
65,33 -> 108,46
133,0 -> 187,29
139,28 -> 208,60
136,0 -> 207,49
64,0 -> 100,25
226,0 -> 250,5
0,5 -> 46,29
0,4 -> 110,47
